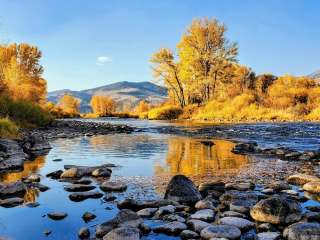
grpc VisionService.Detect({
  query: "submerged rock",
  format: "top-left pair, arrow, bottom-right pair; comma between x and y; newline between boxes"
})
200,224 -> 241,240
69,191 -> 103,202
82,211 -> 96,222
100,181 -> 127,192
283,222 -> 320,240
46,170 -> 63,179
0,197 -> 24,208
164,175 -> 201,205
96,209 -> 143,238
64,184 -> 95,192
47,212 -> 68,220
78,227 -> 90,239
250,196 -> 302,225
103,227 -> 140,240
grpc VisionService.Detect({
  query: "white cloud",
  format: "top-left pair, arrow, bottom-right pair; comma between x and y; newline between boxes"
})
96,56 -> 112,65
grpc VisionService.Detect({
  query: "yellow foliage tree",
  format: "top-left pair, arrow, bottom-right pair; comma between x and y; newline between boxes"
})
58,95 -> 80,116
134,100 -> 150,114
90,95 -> 116,116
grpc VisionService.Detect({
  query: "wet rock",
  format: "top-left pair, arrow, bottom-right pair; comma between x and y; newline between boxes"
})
0,197 -> 24,208
268,181 -> 291,192
218,217 -> 254,231
198,181 -> 225,197
0,139 -> 28,172
304,211 -> 320,222
220,211 -> 246,218
78,227 -> 90,239
306,205 -> 320,212
100,181 -> 127,192
46,170 -> 63,179
281,189 -> 299,196
163,214 -> 186,223
232,142 -> 257,154
103,226 -> 140,240
190,209 -> 215,222
229,199 -> 254,214
250,197 -> 302,225
43,230 -> 52,236
257,232 -> 281,240
24,173 -> 41,183
187,219 -> 211,233
200,224 -> 241,240
75,179 -> 92,185
262,188 -> 275,194
117,198 -> 179,211
52,158 -> 62,162
303,181 -> 320,194
21,134 -> 51,154
82,211 -> 96,222
137,208 -> 158,218
47,212 -> 68,220
153,221 -> 187,235
225,182 -> 254,191
64,184 -> 95,192
284,151 -> 301,160
195,196 -> 217,210
0,181 -> 26,197
28,182 -> 50,192
96,209 -> 143,238
25,202 -> 40,208
60,168 -> 80,178
155,205 -> 176,217
283,222 -> 320,240
219,190 -> 258,205
91,168 -> 112,178
287,174 -> 320,185
139,223 -> 151,234
180,229 -> 199,239
164,175 -> 201,205
257,223 -> 277,232
69,191 -> 103,202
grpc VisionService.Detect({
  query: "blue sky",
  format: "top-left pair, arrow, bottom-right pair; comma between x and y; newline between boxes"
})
0,0 -> 319,91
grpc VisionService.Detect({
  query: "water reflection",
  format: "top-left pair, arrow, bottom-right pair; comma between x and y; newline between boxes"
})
155,138 -> 248,177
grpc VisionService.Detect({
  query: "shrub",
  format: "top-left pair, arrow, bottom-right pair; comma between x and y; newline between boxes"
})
0,118 -> 19,138
148,105 -> 183,120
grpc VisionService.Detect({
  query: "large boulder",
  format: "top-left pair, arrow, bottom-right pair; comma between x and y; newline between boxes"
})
250,197 -> 302,225
0,181 -> 26,197
303,181 -> 320,194
218,217 -> 255,231
0,139 -> 28,172
164,175 -> 201,205
96,209 -> 143,238
283,222 -> 320,240
287,174 -> 320,185
200,224 -> 241,240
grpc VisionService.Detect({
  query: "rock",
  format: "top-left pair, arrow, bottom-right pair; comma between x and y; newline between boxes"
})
64,184 -> 95,192
268,181 -> 291,192
163,214 -> 186,223
229,200 -> 254,214
200,225 -> 241,240
91,168 -> 112,178
82,211 -> 96,222
28,182 -> 50,192
21,134 -> 51,153
69,191 -> 103,202
257,232 -> 281,240
164,175 -> 201,205
47,212 -> 68,220
43,230 -> 52,236
0,139 -> 28,172
303,181 -> 320,194
52,158 -> 63,162
46,170 -> 63,179
60,168 -> 80,178
257,223 -> 277,232
190,209 -> 215,222
103,227 -> 140,240
250,197 -> 302,225
78,227 -> 90,239
139,223 -> 151,234
283,222 -> 320,240
0,197 -> 24,207
281,189 -> 299,196
100,181 -> 127,192
0,181 -> 26,197
304,211 -> 320,222
187,219 -> 211,233
220,211 -> 246,218
25,202 -> 40,208
287,174 -> 320,185
155,205 -> 176,217
232,142 -> 257,154
137,208 -> 158,218
219,190 -> 258,205
218,217 -> 254,230
25,174 -> 41,183
96,209 -> 143,238
195,196 -> 217,210
180,229 -> 199,239
153,221 -> 187,235
117,198 -> 179,211
306,206 -> 320,212
198,181 -> 225,196
284,152 -> 301,160
225,182 -> 254,191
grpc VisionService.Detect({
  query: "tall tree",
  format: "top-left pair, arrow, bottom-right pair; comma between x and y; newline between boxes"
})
90,95 -> 116,116
58,94 -> 80,116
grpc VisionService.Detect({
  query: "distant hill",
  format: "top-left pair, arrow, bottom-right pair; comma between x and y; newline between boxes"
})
48,81 -> 168,112
308,70 -> 320,84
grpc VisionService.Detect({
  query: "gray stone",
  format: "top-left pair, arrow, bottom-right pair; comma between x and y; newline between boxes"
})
200,225 -> 241,240
69,191 -> 103,202
187,219 -> 211,233
180,229 -> 199,239
218,217 -> 254,230
163,214 -> 186,223
47,212 -> 68,220
25,174 -> 41,183
0,181 -> 26,197
195,196 -> 217,210
100,181 -> 127,192
103,227 -> 140,240
153,221 -> 187,235
155,205 -> 176,217
283,222 -> 320,240
257,232 -> 281,240
137,208 -> 158,218
0,197 -> 24,208
190,209 -> 215,222
225,182 -> 254,191
220,211 -> 246,218
64,184 -> 95,192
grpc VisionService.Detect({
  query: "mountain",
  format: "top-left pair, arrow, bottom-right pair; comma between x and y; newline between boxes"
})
308,70 -> 320,84
48,81 -> 168,112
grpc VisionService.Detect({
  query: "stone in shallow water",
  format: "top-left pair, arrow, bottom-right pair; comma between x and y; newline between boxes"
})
218,217 -> 255,231
0,181 -> 26,197
96,209 -> 143,238
25,202 -> 40,208
91,168 -> 112,177
190,209 -> 215,222
117,198 -> 179,211
25,174 -> 41,183
225,182 -> 255,191
303,181 -> 320,194
47,212 -> 68,220
220,211 -> 246,218
64,184 -> 95,192
257,232 -> 281,240
153,221 -> 187,235
219,190 -> 258,205
180,229 -> 199,239
268,181 -> 291,192
155,205 -> 176,217
28,182 -> 50,192
287,174 -> 320,185
187,219 -> 211,233
283,222 -> 320,240
0,197 -> 24,208
100,181 -> 127,192
82,211 -> 96,222
103,227 -> 140,240
137,208 -> 158,218
229,199 -> 255,214
164,175 -> 201,205
69,191 -> 103,202
78,227 -> 90,239
46,170 -> 63,179
163,214 -> 186,223
195,196 -> 217,210
198,181 -> 225,196
250,196 -> 302,225
200,224 -> 241,240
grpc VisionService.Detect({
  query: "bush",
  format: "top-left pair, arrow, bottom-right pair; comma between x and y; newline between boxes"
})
0,118 -> 19,138
0,96 -> 53,127
148,105 -> 183,120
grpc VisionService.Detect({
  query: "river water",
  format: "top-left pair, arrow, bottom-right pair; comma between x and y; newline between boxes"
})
0,118 -> 319,239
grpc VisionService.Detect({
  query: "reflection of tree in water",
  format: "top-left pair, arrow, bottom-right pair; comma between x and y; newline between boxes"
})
24,188 -> 39,203
154,138 -> 248,177
89,134 -> 167,158
0,156 -> 46,183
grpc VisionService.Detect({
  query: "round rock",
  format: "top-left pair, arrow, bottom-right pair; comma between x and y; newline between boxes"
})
218,217 -> 255,231
47,212 -> 68,220
103,227 -> 140,240
283,222 -> 320,240
200,224 -> 241,240
100,181 -> 127,192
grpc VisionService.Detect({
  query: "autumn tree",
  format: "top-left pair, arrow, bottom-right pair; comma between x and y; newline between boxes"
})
90,95 -> 116,116
58,94 -> 80,116
0,43 -> 47,104
134,100 -> 150,113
